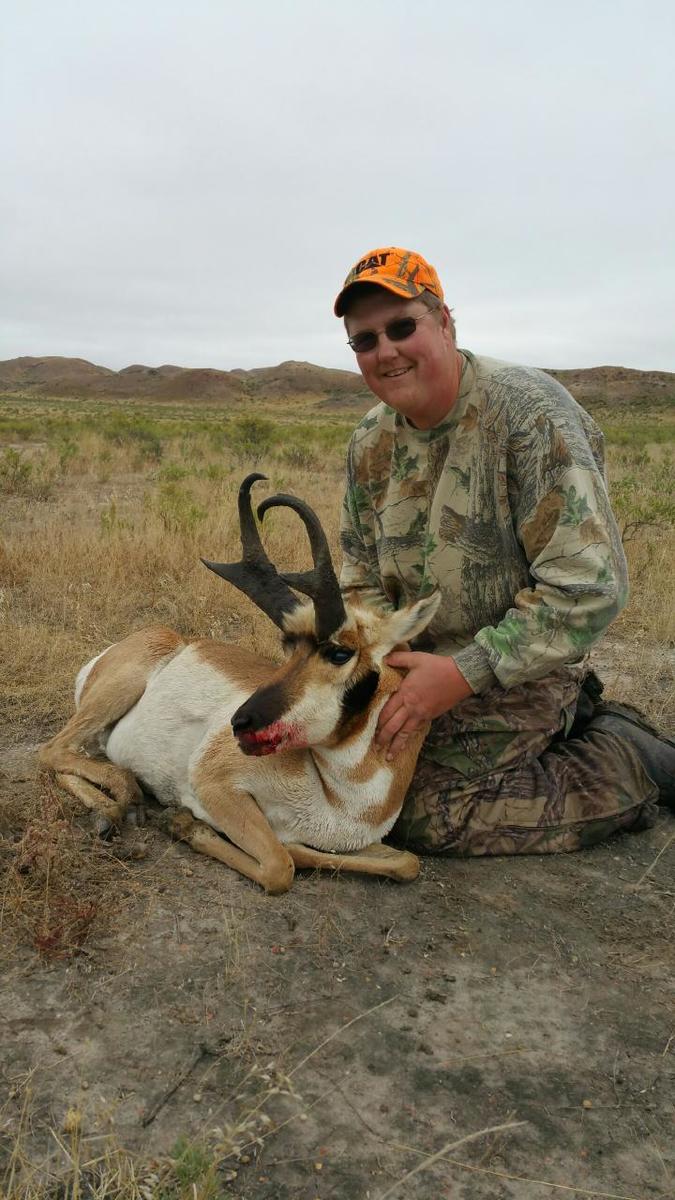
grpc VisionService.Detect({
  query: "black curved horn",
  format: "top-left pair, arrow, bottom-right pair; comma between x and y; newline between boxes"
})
257,493 -> 347,642
201,473 -> 300,629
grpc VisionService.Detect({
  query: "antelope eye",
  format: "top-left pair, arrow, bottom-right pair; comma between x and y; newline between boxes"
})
322,644 -> 354,666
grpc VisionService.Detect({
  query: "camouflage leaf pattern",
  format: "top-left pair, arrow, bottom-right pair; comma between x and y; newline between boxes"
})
390,669 -> 658,856
340,352 -> 629,693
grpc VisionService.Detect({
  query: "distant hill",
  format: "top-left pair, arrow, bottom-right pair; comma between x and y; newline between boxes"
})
0,356 -> 370,405
545,365 -> 675,412
0,355 -> 673,412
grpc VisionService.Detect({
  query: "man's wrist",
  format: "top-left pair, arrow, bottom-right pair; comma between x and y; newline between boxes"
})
452,644 -> 498,695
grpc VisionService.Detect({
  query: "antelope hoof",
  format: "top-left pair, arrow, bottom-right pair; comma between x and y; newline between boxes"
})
365,844 -> 421,881
389,850 -> 421,882
95,815 -> 115,839
126,803 -> 146,827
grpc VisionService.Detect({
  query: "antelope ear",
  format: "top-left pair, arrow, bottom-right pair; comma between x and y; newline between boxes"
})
380,593 -> 441,651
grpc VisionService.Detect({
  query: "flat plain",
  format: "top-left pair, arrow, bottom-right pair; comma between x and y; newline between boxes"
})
1,384 -> 673,1200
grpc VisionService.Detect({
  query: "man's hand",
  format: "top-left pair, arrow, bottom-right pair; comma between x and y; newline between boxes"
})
376,652 -> 474,760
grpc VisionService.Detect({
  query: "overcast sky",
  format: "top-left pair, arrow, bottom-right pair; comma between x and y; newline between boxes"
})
2,0 -> 674,374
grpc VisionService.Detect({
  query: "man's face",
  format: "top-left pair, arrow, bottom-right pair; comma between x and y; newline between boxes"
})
345,290 -> 458,429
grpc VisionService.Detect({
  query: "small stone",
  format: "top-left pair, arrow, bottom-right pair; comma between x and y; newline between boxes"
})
582,1099 -> 593,1109
192,1092 -> 202,1102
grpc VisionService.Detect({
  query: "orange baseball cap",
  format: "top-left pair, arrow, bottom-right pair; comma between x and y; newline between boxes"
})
334,246 -> 444,316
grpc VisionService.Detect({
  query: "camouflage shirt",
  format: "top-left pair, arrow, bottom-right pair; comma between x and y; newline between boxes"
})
339,351 -> 629,694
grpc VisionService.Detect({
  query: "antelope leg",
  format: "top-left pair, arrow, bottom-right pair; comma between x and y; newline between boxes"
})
46,761 -> 142,827
164,795 -> 295,895
39,630 -> 181,824
286,841 -> 420,882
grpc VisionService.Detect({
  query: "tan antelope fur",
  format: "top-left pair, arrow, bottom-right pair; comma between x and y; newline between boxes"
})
39,475 -> 440,893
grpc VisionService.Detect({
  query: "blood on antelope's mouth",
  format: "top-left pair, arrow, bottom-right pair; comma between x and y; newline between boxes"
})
235,720 -> 302,757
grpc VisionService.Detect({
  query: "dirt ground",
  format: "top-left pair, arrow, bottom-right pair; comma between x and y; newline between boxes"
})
1,716 -> 674,1200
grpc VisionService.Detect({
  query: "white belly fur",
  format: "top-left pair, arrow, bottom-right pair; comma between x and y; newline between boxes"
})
105,647 -> 251,808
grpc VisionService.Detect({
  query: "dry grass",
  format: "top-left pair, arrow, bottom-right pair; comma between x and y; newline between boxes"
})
1,1059 -> 304,1199
0,403 -> 672,735
0,438 -> 345,733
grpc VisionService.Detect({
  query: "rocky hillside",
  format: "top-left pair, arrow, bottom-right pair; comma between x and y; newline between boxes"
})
1,356 -> 673,411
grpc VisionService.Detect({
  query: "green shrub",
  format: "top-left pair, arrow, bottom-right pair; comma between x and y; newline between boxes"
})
101,415 -> 164,461
57,438 -> 79,471
278,444 -> 319,470
99,498 -> 135,534
158,463 -> 192,482
0,448 -> 54,499
153,482 -> 207,533
202,462 -> 233,483
227,416 -> 276,464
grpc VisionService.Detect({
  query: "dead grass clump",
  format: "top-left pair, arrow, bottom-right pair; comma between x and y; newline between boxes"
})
0,774 -> 148,962
1,1058 -> 304,1200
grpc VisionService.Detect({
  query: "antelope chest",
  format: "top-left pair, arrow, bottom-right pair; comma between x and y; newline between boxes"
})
239,754 -> 399,853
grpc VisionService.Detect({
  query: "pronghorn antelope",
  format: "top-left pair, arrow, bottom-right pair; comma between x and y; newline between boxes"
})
39,474 -> 439,893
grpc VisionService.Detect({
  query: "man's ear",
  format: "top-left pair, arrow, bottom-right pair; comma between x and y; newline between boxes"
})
379,593 -> 441,653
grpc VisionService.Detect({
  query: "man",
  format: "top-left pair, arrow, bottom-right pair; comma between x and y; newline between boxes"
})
334,246 -> 674,855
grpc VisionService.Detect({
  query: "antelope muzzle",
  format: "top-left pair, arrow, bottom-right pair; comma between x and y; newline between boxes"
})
231,688 -> 303,757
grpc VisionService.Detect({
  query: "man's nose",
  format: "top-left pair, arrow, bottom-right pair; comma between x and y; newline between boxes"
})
375,332 -> 399,361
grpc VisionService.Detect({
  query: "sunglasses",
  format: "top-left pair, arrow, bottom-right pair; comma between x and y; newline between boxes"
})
346,308 -> 437,354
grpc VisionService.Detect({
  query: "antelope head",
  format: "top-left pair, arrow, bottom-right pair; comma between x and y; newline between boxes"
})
203,474 -> 439,757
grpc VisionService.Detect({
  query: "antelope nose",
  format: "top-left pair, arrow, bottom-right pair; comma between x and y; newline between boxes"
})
231,710 -> 252,734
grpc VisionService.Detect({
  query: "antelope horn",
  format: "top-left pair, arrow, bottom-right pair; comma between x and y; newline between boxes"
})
257,493 -> 347,642
201,473 -> 300,630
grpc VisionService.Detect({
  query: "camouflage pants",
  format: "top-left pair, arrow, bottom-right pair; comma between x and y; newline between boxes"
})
392,668 -> 659,856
